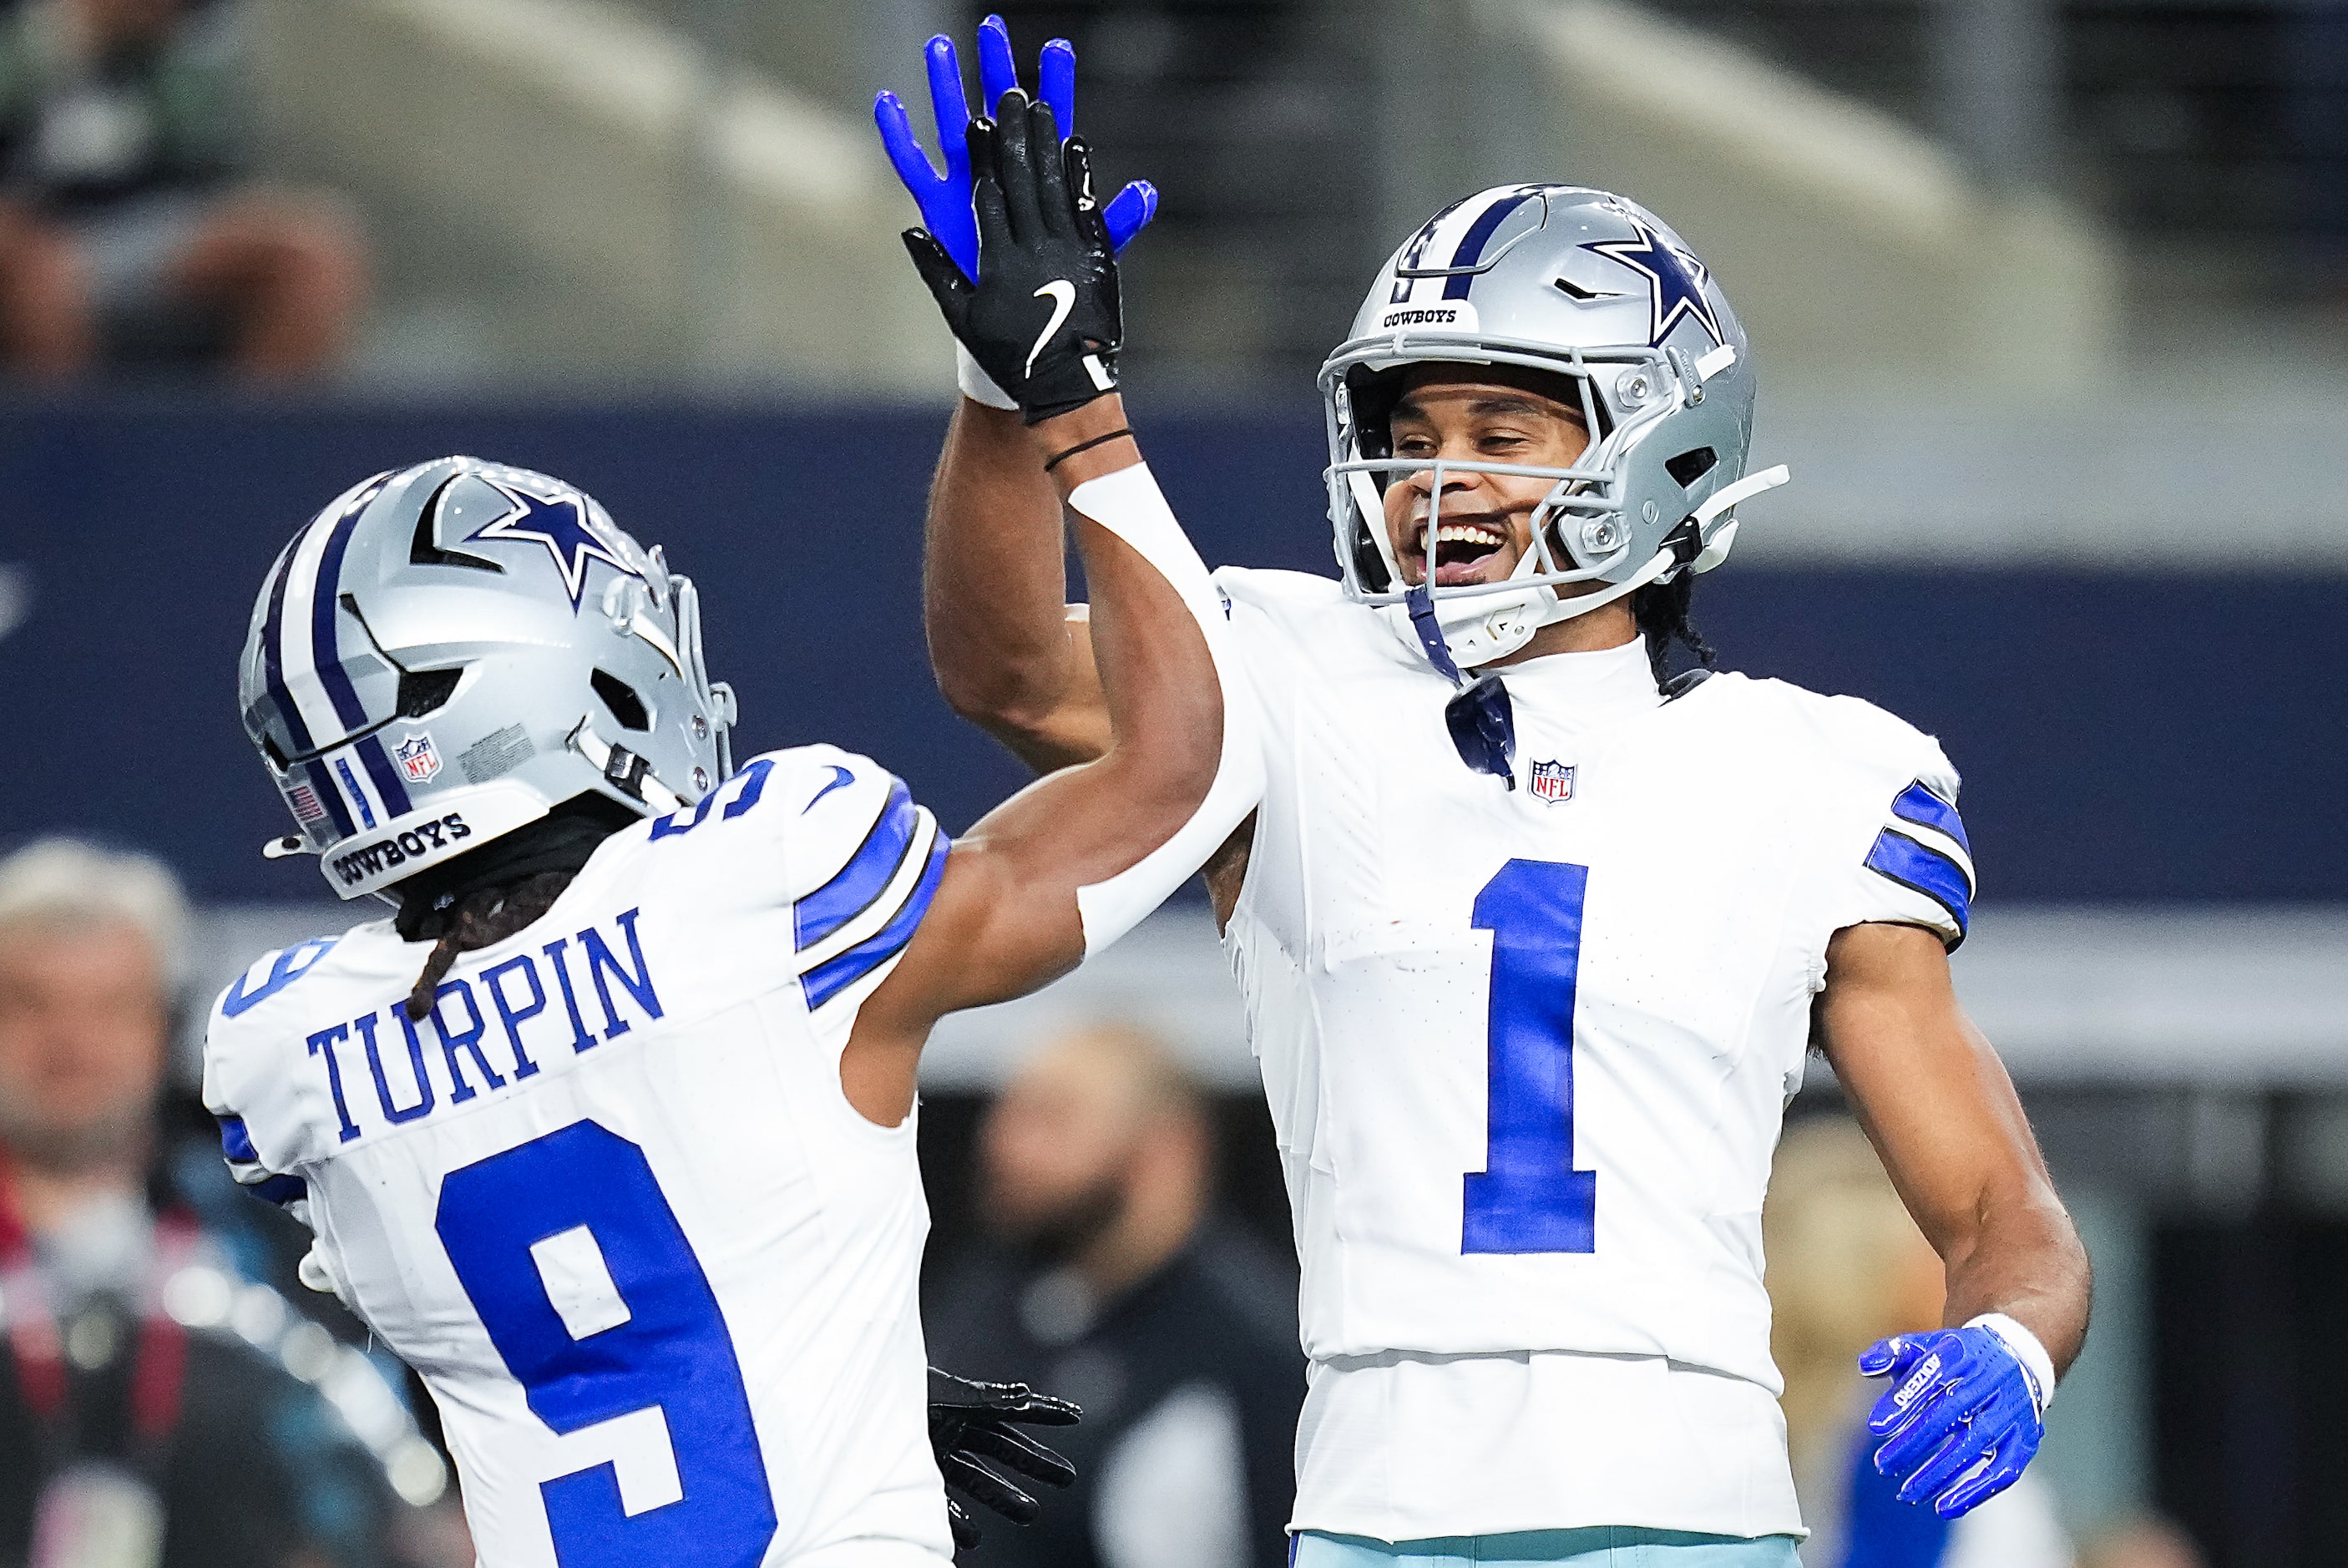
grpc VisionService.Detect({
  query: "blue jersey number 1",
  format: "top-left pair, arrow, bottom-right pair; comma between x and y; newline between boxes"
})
1463,858 -> 1598,1253
435,1121 -> 778,1568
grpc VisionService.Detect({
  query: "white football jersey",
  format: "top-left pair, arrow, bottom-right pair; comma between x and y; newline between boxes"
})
204,746 -> 959,1568
1212,569 -> 1973,1541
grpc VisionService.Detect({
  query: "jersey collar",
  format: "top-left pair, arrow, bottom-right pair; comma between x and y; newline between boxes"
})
1491,636 -> 1661,721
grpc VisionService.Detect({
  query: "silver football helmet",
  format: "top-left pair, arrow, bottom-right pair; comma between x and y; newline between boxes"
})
238,457 -> 737,901
1323,184 -> 1789,670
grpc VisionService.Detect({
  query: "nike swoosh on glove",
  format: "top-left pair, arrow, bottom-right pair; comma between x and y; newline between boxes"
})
928,1365 -> 1080,1552
1859,1322 -> 2048,1520
901,89 -> 1122,425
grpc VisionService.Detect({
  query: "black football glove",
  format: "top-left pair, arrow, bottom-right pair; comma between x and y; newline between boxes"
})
927,1365 -> 1081,1553
903,89 -> 1121,425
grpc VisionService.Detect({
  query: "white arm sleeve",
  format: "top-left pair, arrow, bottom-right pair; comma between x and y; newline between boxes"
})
1062,462 -> 1265,957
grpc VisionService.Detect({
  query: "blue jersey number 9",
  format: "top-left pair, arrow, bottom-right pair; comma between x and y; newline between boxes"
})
1463,858 -> 1598,1253
436,1120 -> 778,1568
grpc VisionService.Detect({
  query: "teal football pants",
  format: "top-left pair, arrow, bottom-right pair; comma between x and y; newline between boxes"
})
1293,1530 -> 1804,1567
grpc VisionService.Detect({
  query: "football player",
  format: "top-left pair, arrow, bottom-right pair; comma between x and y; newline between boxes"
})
202,109 -> 1257,1568
886,33 -> 2092,1568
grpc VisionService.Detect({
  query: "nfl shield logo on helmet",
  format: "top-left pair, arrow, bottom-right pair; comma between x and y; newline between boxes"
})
395,733 -> 443,785
1529,760 -> 1575,803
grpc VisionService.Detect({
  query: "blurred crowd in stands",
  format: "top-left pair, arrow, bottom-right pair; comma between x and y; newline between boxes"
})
0,0 -> 362,382
0,840 -> 450,1568
926,1024 -> 1304,1568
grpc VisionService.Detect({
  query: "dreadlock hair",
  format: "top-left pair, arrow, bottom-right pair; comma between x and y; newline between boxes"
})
1630,572 -> 1717,691
395,794 -> 638,1021
404,875 -> 574,1022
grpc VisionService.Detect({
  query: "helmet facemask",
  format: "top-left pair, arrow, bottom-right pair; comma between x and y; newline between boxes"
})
1325,337 -> 1691,670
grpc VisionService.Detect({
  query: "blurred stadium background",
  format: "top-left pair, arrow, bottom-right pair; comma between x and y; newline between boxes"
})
0,0 -> 2342,1564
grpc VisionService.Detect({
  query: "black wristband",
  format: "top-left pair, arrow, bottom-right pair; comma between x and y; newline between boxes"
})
1042,427 -> 1134,474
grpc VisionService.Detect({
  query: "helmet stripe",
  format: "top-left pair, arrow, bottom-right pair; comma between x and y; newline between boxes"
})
303,756 -> 357,839
331,752 -> 380,831
276,516 -> 348,749
355,732 -> 412,817
1441,188 -> 1544,300
1389,196 -> 1470,305
259,533 -> 317,756
278,472 -> 393,753
309,502 -> 376,731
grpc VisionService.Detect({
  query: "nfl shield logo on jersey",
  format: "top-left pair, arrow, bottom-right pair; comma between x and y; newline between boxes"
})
1529,760 -> 1575,803
395,733 -> 442,785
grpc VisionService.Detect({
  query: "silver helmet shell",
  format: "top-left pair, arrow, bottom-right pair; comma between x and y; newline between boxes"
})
238,457 -> 737,900
1322,184 -> 1778,670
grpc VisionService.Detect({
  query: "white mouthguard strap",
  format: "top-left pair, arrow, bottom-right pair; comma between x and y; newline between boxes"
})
1062,463 -> 1266,957
1693,464 -> 1790,529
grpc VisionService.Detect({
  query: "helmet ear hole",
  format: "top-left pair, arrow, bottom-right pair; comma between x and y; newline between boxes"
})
1666,448 -> 1718,488
1351,518 -> 1392,594
1347,367 -> 1404,461
591,669 -> 651,731
397,667 -> 463,719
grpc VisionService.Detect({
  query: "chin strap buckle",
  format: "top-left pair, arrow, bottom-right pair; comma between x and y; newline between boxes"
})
567,717 -> 686,814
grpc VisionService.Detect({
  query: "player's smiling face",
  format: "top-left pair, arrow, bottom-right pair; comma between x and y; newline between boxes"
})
1384,365 -> 1592,589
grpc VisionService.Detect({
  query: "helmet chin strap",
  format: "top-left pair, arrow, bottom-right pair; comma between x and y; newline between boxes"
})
566,717 -> 688,814
1439,544 -> 1678,670
1430,464 -> 1791,670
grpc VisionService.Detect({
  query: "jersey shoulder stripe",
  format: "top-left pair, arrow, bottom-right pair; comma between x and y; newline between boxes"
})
1889,779 -> 1970,856
771,750 -> 952,1012
1864,822 -> 1974,941
794,776 -> 921,950
215,1114 -> 308,1205
801,827 -> 949,1009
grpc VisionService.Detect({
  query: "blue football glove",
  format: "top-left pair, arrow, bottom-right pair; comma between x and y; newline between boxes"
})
873,13 -> 1158,284
1860,1323 -> 2049,1520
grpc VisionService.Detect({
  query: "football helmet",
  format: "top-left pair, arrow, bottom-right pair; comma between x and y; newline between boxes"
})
238,458 -> 736,901
1322,184 -> 1789,670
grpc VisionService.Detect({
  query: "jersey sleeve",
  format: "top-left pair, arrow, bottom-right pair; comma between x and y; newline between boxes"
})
202,938 -> 349,1219
757,746 -> 952,1016
1833,726 -> 1976,949
213,1109 -> 310,1210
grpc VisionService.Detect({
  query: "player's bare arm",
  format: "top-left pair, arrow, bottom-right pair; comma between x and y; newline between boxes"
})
1816,922 -> 2091,1369
848,397 -> 1224,1119
900,59 -> 1269,924
846,91 -> 1258,1124
924,399 -> 1268,926
1815,918 -> 2090,1515
925,401 -> 1112,773
888,33 -> 1116,777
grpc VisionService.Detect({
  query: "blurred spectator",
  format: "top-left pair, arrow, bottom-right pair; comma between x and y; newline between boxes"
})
1766,1116 -> 2074,1568
0,0 -> 365,379
2077,1518 -> 2205,1568
926,1024 -> 1303,1568
0,837 -> 426,1568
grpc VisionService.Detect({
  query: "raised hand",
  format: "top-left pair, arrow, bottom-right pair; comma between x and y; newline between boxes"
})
874,13 -> 1158,285
903,90 -> 1121,425
927,1367 -> 1080,1552
1859,1322 -> 2048,1519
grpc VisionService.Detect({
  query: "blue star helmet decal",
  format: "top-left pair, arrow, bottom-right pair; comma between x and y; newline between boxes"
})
466,477 -> 642,612
1581,207 -> 1724,348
